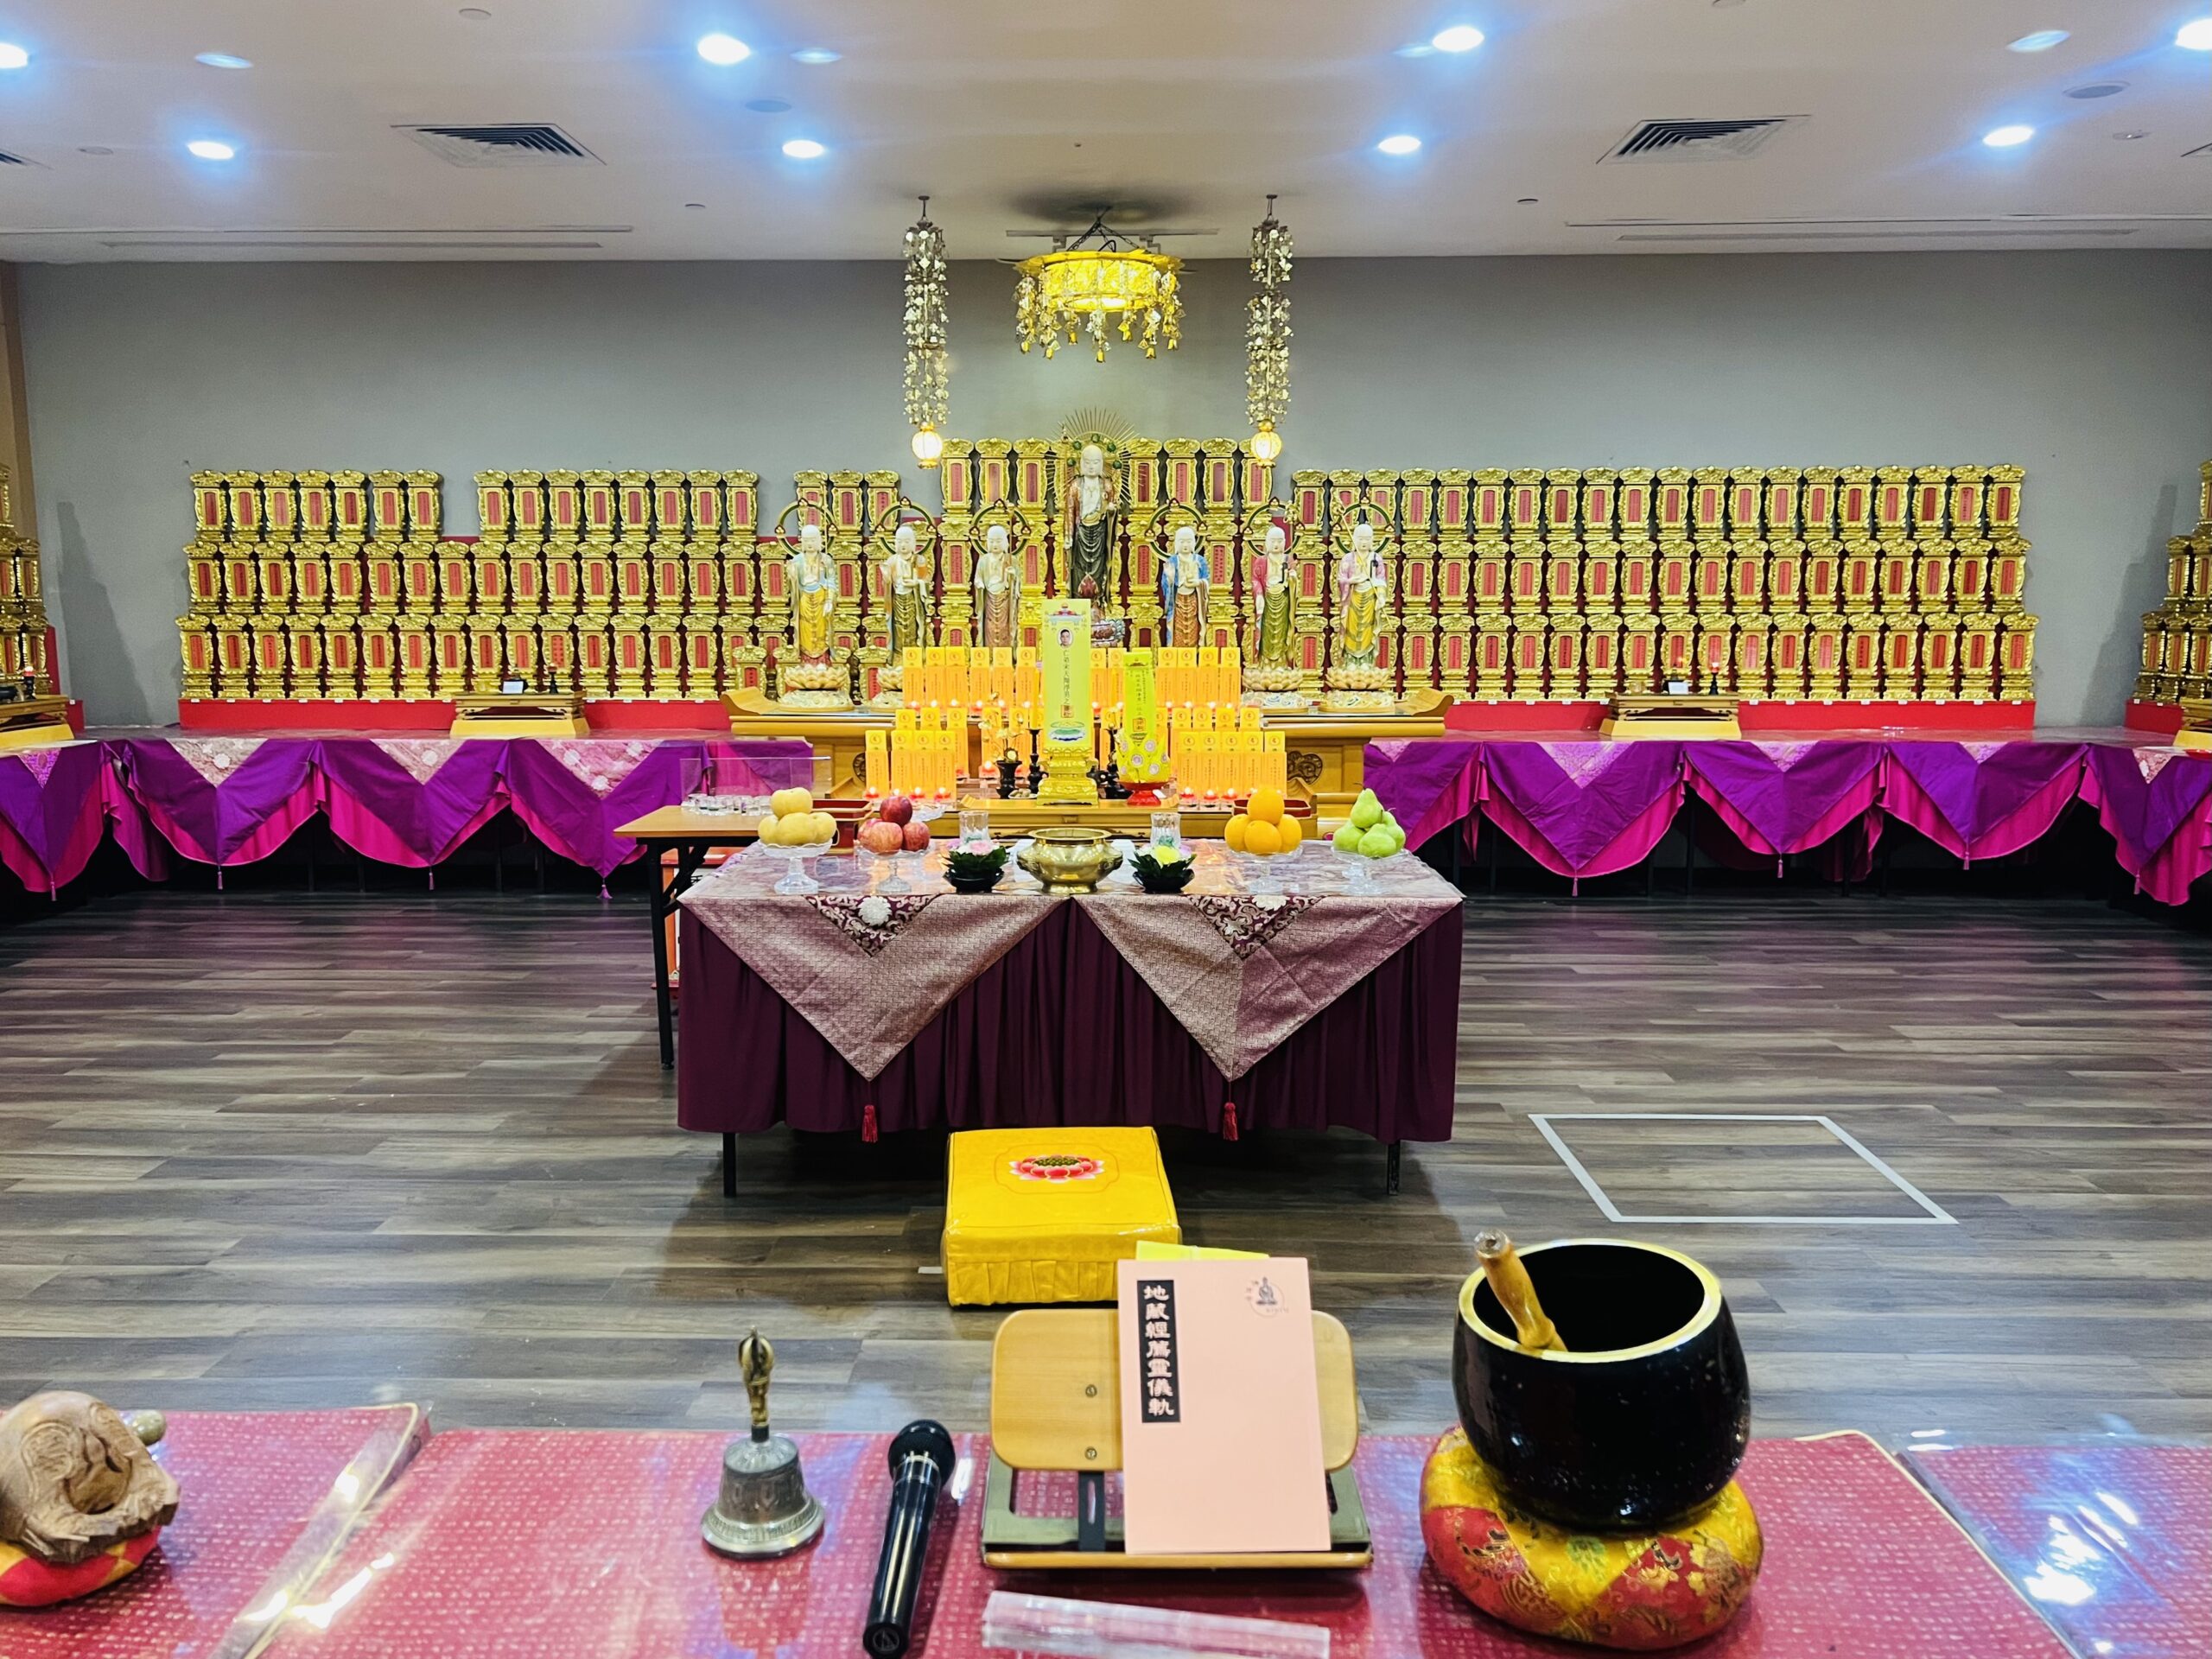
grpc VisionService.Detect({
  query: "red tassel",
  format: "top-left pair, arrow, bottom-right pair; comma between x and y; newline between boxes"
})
1222,1099 -> 1239,1141
861,1103 -> 879,1143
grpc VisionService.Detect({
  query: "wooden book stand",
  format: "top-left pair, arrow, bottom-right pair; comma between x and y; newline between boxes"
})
448,692 -> 588,737
980,1306 -> 1370,1570
1602,692 -> 1743,740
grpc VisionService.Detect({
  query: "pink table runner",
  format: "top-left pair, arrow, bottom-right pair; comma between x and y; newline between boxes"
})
0,1404 -> 423,1659
253,1428 -> 2071,1659
2082,743 -> 2212,906
681,841 -> 1463,1087
1905,1442 -> 2211,1659
1476,740 -> 1687,886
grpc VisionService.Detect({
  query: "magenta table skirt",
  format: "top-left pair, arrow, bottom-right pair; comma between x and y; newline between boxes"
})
677,903 -> 1461,1144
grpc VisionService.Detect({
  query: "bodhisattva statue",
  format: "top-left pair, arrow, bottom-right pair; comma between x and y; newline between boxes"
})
1065,442 -> 1120,603
788,523 -> 836,665
1160,524 -> 1211,650
1251,520 -> 1296,669
1334,519 -> 1389,677
975,524 -> 1018,651
879,522 -> 930,665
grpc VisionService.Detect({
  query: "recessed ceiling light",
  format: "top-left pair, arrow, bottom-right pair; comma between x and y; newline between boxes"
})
2177,17 -> 2212,49
459,6 -> 491,17
79,145 -> 112,156
697,32 -> 750,66
2113,130 -> 2148,140
1517,196 -> 1539,204
2006,29 -> 2069,52
1376,134 -> 1422,156
781,137 -> 825,159
791,48 -> 840,64
745,97 -> 791,113
0,43 -> 27,70
186,138 -> 238,161
1431,25 -> 1484,52
1982,124 -> 2035,148
684,201 -> 707,210
2066,81 -> 2127,99
195,51 -> 252,69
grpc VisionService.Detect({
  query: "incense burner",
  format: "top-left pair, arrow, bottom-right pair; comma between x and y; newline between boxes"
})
1452,1238 -> 1749,1531
1015,828 -> 1122,893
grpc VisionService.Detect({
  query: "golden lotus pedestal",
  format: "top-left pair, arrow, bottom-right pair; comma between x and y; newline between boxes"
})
0,696 -> 77,751
1600,693 -> 1743,741
448,692 -> 588,737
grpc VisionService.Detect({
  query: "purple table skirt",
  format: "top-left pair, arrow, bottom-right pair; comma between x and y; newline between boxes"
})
677,901 -> 1462,1144
1367,735 -> 2212,904
2,735 -> 813,890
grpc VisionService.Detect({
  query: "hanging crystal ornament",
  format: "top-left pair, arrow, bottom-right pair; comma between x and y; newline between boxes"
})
1014,213 -> 1182,364
903,196 -> 949,467
1246,194 -> 1292,461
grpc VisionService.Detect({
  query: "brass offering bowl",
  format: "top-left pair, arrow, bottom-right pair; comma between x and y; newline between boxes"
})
1015,827 -> 1122,893
1452,1238 -> 1750,1531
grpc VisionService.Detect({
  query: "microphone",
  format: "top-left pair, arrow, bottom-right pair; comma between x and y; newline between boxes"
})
862,1420 -> 957,1659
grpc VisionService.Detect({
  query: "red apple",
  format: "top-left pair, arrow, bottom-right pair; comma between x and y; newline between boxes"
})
859,821 -> 904,856
902,820 -> 932,852
881,794 -> 915,826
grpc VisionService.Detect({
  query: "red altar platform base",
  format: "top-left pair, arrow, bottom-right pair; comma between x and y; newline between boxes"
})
180,698 -> 729,734
1446,698 -> 2035,734
2126,698 -> 2188,736
244,1427 -> 2072,1659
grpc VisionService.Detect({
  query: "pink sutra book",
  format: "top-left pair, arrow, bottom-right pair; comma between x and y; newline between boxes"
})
1116,1255 -> 1332,1556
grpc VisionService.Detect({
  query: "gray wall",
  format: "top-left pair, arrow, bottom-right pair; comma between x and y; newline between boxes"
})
21,251 -> 2212,726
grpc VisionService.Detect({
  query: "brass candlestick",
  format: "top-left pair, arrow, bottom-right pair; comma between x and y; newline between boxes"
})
701,1330 -> 826,1557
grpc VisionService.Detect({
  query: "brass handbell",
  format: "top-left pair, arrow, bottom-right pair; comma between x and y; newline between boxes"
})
702,1330 -> 826,1557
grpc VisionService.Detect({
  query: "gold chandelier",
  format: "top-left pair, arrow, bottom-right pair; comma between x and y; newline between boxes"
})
1014,217 -> 1182,363
1246,194 -> 1292,463
902,196 -> 949,467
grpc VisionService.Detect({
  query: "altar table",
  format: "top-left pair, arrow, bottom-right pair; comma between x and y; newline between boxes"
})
231,1428 -> 2070,1659
676,841 -> 1464,1193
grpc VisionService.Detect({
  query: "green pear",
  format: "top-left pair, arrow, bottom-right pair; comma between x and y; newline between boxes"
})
1384,824 -> 1407,854
1350,789 -> 1384,830
1357,825 -> 1395,859
1332,823 -> 1364,853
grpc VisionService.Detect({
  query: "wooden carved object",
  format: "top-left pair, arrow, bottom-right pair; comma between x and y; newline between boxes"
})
0,1392 -> 178,1567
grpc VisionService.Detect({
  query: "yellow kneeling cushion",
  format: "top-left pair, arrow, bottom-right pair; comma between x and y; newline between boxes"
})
942,1128 -> 1181,1306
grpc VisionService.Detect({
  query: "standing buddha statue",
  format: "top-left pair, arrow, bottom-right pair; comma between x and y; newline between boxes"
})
974,523 -> 1018,651
879,522 -> 931,665
1251,520 -> 1296,669
1160,524 -> 1211,650
1333,519 -> 1389,678
1065,442 -> 1120,603
789,523 -> 836,665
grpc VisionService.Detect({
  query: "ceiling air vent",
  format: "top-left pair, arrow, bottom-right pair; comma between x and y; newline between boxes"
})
1601,117 -> 1802,164
399,124 -> 600,168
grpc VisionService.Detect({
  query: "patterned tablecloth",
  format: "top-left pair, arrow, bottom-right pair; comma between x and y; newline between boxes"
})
679,839 -> 1464,1084
245,1429 -> 2075,1659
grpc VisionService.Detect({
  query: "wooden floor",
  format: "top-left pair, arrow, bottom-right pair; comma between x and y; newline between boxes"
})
3,887 -> 2208,1448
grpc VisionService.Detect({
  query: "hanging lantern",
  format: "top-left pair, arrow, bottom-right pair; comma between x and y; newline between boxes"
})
903,196 -> 949,467
1014,213 -> 1182,363
1246,194 -> 1292,461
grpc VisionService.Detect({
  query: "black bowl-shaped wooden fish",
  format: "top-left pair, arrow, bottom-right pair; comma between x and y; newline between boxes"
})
1452,1237 -> 1750,1532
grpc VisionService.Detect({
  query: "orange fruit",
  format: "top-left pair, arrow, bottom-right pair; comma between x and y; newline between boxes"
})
1224,813 -> 1249,852
1244,820 -> 1282,856
1248,787 -> 1285,826
1276,812 -> 1304,852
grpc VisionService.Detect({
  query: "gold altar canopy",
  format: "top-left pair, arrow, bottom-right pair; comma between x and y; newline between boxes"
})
175,447 -> 2036,710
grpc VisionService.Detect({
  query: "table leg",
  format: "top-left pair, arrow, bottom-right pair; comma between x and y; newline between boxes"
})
650,843 -> 677,1069
722,1132 -> 737,1197
653,840 -> 712,1068
1385,1141 -> 1402,1197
